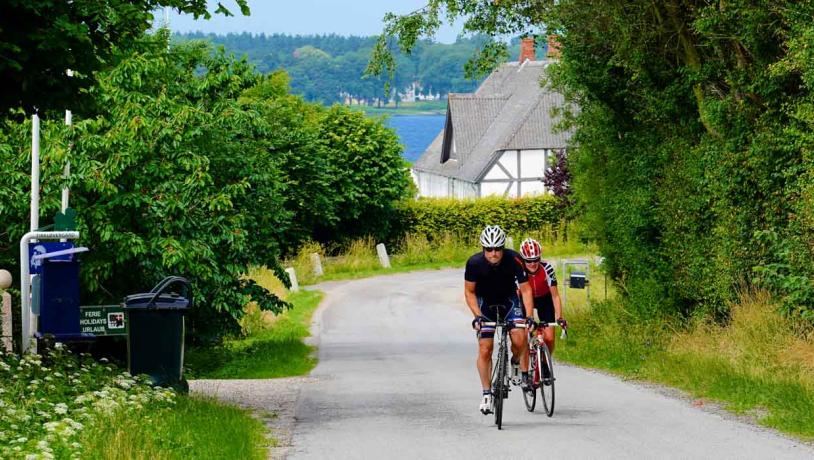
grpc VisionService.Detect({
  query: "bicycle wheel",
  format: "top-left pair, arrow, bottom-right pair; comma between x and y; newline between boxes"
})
539,344 -> 555,417
493,347 -> 506,429
523,345 -> 537,412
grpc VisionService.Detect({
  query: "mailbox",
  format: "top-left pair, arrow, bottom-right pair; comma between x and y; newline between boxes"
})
569,271 -> 587,289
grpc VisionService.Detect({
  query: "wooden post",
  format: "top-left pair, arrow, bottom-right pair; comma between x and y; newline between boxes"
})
0,269 -> 12,353
376,243 -> 391,268
310,253 -> 324,277
285,267 -> 299,292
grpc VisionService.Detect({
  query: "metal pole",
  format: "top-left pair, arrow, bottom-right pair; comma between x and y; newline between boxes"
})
61,110 -> 71,213
31,114 -> 40,233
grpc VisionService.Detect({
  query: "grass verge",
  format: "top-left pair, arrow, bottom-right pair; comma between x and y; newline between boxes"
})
185,290 -> 323,379
80,394 -> 268,459
557,291 -> 814,440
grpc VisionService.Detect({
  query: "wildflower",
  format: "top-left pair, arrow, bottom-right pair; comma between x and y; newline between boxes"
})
54,403 -> 68,415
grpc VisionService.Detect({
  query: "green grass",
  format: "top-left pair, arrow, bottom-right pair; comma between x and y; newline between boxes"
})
80,394 -> 269,460
185,290 -> 323,379
557,293 -> 814,440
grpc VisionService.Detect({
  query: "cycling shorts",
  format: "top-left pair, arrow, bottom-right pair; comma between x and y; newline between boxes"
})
534,294 -> 555,323
477,295 -> 525,340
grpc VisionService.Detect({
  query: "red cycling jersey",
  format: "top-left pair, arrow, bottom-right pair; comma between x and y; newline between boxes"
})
526,261 -> 557,299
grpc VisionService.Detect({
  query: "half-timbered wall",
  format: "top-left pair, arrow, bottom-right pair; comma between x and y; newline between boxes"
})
479,149 -> 556,197
412,170 -> 478,198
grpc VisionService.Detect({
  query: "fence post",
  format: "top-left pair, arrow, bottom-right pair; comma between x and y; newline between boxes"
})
0,269 -> 12,353
310,253 -> 324,277
285,267 -> 299,292
506,237 -> 514,250
376,243 -> 391,268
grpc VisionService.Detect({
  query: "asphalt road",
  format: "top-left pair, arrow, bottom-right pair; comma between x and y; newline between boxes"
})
289,269 -> 813,459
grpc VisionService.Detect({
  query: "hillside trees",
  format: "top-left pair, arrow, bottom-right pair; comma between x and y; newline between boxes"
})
0,32 -> 412,338
369,1 -> 814,319
0,0 -> 249,115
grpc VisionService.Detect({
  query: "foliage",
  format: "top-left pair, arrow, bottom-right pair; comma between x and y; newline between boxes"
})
542,149 -> 572,208
370,1 -> 814,320
390,195 -> 563,244
0,345 -> 177,459
186,289 -> 322,379
0,0 -> 249,114
80,394 -> 269,459
0,32 -> 413,339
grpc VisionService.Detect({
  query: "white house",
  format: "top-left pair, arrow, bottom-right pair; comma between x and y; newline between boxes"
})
412,37 -> 572,198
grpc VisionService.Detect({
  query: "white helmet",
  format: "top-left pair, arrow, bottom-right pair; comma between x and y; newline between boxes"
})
479,225 -> 507,248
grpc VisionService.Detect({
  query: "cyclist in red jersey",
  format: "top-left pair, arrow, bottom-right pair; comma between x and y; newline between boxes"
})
518,238 -> 567,355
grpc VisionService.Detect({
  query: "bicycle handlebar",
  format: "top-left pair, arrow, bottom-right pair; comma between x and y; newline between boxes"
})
534,322 -> 568,339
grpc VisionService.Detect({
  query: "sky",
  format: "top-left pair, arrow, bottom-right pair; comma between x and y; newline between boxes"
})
166,0 -> 464,43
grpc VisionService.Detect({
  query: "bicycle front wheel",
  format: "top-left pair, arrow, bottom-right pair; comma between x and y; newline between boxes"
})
523,345 -> 537,412
539,344 -> 555,417
493,348 -> 506,429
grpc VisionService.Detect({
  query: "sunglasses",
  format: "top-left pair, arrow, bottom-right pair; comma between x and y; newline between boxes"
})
524,259 -> 541,264
483,247 -> 504,253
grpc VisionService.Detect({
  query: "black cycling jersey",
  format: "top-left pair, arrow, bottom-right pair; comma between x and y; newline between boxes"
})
464,248 -> 528,305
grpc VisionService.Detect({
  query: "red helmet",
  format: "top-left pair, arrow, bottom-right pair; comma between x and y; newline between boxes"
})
519,238 -> 542,261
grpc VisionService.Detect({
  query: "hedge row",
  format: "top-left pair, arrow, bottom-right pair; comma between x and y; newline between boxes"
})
387,195 -> 567,244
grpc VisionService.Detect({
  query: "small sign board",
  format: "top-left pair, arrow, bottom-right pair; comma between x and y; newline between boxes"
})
29,242 -> 74,274
80,305 -> 127,336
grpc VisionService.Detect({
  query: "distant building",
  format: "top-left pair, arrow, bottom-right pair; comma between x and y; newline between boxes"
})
412,37 -> 572,198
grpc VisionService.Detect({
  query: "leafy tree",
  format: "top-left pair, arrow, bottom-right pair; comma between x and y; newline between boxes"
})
0,0 -> 249,114
542,149 -> 571,208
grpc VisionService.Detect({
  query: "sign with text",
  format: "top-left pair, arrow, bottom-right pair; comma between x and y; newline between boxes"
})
80,305 -> 127,336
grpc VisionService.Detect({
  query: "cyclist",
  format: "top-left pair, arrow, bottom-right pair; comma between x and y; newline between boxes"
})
518,238 -> 567,364
466,225 -> 535,415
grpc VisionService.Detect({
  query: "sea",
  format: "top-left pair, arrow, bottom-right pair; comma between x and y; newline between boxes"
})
385,115 -> 445,164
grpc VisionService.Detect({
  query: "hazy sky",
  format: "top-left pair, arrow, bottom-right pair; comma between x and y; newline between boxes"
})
167,0 -> 464,43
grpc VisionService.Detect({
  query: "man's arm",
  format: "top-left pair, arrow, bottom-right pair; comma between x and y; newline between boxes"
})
465,281 -> 481,318
518,281 -> 534,318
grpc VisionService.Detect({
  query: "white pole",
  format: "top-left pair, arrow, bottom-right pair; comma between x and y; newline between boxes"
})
31,115 -> 40,233
376,243 -> 391,268
61,110 -> 71,213
285,267 -> 299,292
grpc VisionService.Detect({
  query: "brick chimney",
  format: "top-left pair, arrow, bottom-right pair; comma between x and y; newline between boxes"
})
519,37 -> 536,62
547,34 -> 561,59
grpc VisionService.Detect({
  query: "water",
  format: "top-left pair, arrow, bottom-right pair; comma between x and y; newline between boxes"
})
385,115 -> 446,163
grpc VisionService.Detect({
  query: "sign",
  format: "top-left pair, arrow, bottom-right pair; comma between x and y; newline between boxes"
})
80,305 -> 127,336
29,242 -> 74,274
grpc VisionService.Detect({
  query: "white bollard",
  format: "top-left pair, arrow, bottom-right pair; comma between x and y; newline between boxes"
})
376,243 -> 391,268
506,237 -> 515,250
285,267 -> 299,292
310,253 -> 324,277
0,269 -> 12,353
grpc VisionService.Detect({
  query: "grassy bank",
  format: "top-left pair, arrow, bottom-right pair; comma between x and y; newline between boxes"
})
288,232 -> 594,286
185,289 -> 323,379
557,291 -> 814,439
80,394 -> 268,459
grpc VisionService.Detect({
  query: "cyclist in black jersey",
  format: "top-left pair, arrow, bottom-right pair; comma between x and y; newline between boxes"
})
465,225 -> 535,414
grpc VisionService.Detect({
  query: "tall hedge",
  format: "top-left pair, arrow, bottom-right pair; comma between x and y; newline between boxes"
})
389,195 -> 565,244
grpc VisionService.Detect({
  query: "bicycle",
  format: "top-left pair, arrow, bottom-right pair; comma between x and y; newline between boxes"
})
481,305 -> 527,430
523,321 -> 567,416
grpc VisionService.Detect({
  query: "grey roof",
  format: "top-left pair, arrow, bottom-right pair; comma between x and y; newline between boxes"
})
413,60 -> 572,182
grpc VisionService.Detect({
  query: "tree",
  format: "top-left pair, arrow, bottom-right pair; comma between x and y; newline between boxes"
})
542,149 -> 571,208
0,0 -> 249,114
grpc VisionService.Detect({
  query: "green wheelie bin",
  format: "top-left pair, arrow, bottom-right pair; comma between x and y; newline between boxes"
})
123,276 -> 191,392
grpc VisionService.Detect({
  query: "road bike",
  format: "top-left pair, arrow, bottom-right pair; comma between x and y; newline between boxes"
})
482,305 -> 527,430
523,321 -> 567,416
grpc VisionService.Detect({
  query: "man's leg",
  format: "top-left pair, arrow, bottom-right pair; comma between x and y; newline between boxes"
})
477,338 -> 494,390
510,328 -> 530,372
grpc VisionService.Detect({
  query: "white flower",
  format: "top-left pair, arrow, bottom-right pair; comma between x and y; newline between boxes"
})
54,403 -> 68,415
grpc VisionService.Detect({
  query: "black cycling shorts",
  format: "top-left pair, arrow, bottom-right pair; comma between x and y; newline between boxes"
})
535,294 -> 555,323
